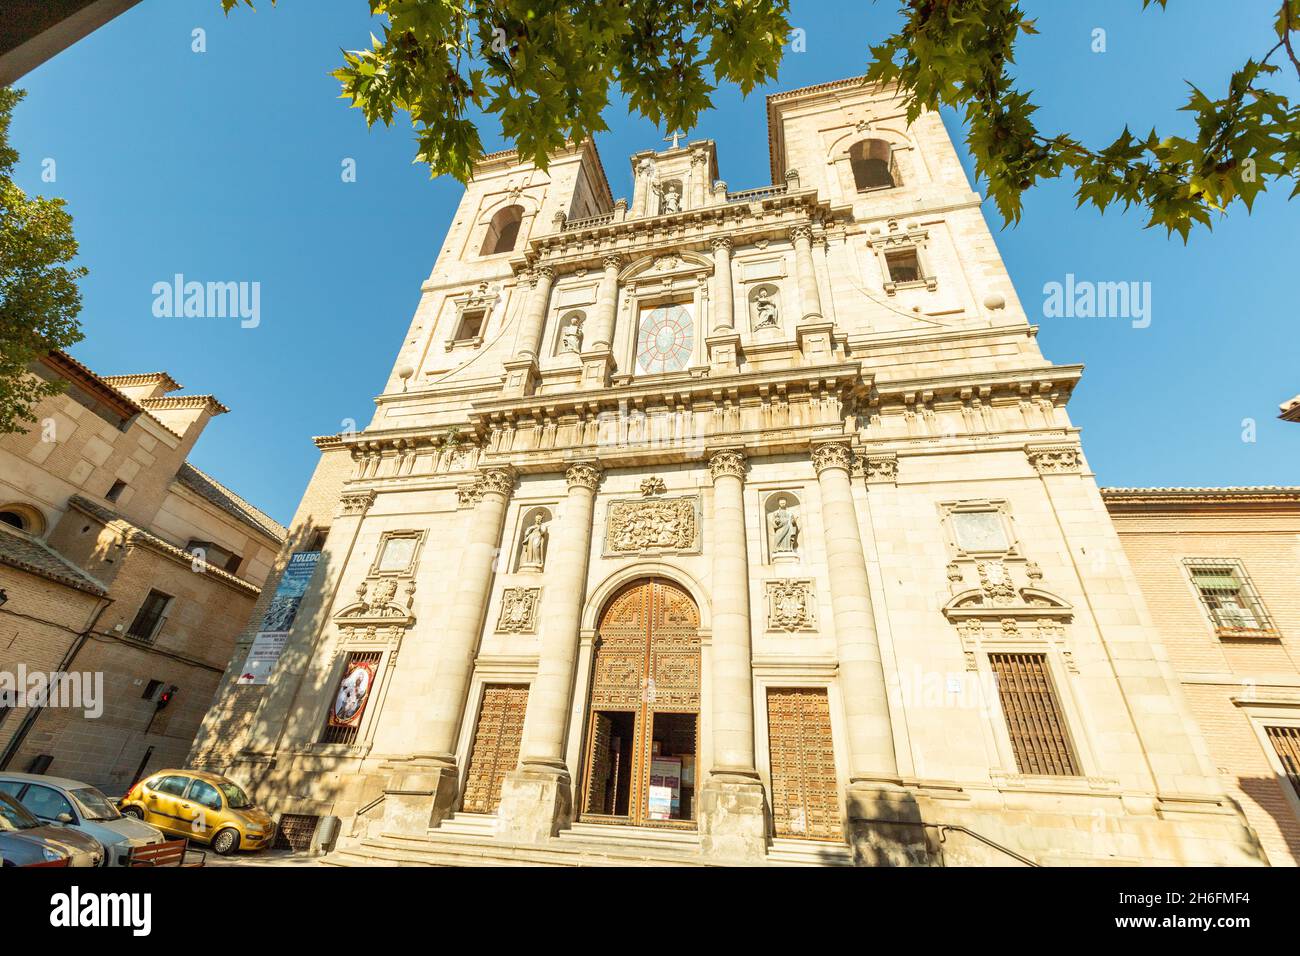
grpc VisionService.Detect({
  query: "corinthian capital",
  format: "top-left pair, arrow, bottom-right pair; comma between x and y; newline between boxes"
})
602,254 -> 624,272
710,235 -> 734,253
708,448 -> 746,483
789,223 -> 815,244
810,441 -> 854,475
477,465 -> 517,498
565,461 -> 603,491
532,264 -> 556,284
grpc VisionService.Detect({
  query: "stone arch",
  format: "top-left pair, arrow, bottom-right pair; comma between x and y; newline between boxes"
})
581,561 -> 712,635
0,502 -> 46,536
849,138 -> 899,190
479,203 -> 525,255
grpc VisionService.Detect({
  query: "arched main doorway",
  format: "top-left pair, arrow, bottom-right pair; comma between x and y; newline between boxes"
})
579,577 -> 700,828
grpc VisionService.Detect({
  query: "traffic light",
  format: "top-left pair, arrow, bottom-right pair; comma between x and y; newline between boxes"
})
151,684 -> 178,710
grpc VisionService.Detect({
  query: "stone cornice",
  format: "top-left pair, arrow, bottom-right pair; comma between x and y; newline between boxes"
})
1102,486 -> 1300,514
470,361 -> 867,424
513,188 -> 833,275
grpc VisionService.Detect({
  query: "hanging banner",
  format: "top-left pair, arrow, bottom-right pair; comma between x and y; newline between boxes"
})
236,551 -> 321,685
328,657 -> 378,729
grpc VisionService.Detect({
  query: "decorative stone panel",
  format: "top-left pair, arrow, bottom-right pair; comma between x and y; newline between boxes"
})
497,587 -> 541,633
765,579 -> 818,632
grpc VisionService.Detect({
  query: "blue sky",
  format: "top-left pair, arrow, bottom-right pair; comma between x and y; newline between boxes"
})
9,0 -> 1298,524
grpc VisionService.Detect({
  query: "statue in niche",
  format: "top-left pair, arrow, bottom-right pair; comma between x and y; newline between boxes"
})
754,287 -> 779,329
520,513 -> 548,570
560,315 -> 583,354
768,497 -> 799,555
660,183 -> 682,215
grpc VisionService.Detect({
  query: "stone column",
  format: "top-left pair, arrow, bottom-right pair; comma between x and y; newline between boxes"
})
705,236 -> 741,372
690,150 -> 709,208
498,461 -> 602,842
791,224 -> 823,322
588,256 -> 622,352
791,224 -> 835,361
699,448 -> 768,861
710,237 -> 735,332
811,441 -> 926,865
381,466 -> 514,834
516,265 -> 555,360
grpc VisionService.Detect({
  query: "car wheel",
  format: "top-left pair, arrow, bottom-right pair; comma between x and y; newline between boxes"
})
121,805 -> 145,820
211,827 -> 240,855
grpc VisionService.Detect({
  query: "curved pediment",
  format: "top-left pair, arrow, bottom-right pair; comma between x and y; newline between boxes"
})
942,586 -> 1073,623
619,250 -> 714,284
334,578 -> 416,629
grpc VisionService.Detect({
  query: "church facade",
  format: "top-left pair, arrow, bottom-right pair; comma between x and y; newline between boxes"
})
190,77 -> 1268,866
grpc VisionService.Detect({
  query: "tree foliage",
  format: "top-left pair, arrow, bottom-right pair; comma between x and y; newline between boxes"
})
0,88 -> 85,434
867,0 -> 1300,240
224,0 -> 791,183
226,1 -> 1300,240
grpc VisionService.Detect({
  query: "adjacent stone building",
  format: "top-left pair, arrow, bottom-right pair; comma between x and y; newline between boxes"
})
0,352 -> 285,793
1103,486 -> 1300,866
192,76 -> 1269,866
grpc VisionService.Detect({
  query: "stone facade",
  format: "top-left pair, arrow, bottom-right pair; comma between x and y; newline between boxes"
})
0,354 -> 285,792
1103,486 -> 1300,866
192,77 -> 1267,866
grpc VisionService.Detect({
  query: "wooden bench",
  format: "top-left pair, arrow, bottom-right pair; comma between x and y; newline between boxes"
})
126,838 -> 205,867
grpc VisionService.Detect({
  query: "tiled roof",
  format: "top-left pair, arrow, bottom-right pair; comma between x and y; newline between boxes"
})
175,463 -> 287,543
66,496 -> 262,595
0,525 -> 107,596
1101,486 -> 1300,496
1281,394 -> 1300,421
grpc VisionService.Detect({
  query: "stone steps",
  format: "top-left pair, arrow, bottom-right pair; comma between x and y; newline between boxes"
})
766,838 -> 855,867
326,828 -> 718,867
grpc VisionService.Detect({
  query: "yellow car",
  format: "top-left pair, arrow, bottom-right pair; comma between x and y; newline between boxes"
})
118,769 -> 274,855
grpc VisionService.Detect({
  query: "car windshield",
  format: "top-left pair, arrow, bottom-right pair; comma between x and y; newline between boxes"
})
218,782 -> 252,809
0,793 -> 40,831
70,787 -> 121,821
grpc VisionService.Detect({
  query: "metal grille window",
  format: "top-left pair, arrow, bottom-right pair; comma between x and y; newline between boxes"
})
126,590 -> 172,643
320,651 -> 382,745
273,813 -> 319,851
1184,558 -> 1276,637
1265,726 -> 1300,801
990,653 -> 1079,776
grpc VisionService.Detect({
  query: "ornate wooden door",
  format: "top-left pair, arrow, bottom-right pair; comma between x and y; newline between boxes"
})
461,684 -> 528,814
766,688 -> 842,841
581,578 -> 700,826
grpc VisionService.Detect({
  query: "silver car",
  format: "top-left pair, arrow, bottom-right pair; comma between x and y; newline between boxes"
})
0,772 -> 164,866
0,792 -> 104,866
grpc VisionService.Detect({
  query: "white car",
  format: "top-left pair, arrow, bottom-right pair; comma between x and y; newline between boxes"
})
0,772 -> 165,866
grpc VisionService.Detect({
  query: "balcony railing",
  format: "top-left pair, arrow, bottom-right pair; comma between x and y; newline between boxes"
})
725,183 -> 788,204
562,211 -> 615,231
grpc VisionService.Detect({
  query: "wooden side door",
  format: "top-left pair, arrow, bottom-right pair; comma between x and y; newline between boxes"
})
461,684 -> 529,814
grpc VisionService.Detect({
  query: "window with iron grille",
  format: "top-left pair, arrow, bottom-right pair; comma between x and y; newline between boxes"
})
990,653 -> 1079,776
320,651 -> 382,745
273,813 -> 319,851
1184,558 -> 1277,637
126,590 -> 172,643
1265,726 -> 1300,801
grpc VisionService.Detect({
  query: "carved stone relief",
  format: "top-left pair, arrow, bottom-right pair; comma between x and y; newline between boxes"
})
604,495 -> 700,555
497,587 -> 541,633
765,579 -> 817,632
